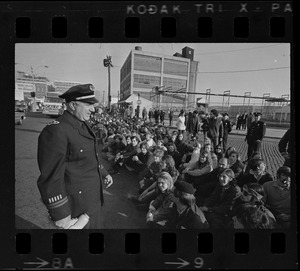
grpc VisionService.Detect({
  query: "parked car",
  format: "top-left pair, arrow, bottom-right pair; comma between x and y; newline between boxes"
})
15,104 -> 27,113
15,110 -> 26,125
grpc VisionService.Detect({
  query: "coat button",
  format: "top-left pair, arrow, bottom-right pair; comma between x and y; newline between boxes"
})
80,149 -> 83,152
79,191 -> 82,194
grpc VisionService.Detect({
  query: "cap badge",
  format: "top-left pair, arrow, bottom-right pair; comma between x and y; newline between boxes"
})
89,84 -> 95,91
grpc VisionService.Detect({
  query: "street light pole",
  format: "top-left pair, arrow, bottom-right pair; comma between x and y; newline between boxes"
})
103,56 -> 113,110
15,63 -> 49,112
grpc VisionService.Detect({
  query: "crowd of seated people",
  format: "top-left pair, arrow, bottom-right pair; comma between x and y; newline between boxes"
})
92,109 -> 291,229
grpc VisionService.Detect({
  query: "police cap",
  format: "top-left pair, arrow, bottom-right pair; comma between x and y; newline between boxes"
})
59,84 -> 99,104
223,112 -> 229,117
253,112 -> 262,117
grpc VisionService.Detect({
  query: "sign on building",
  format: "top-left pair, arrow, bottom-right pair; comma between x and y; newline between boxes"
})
111,97 -> 118,104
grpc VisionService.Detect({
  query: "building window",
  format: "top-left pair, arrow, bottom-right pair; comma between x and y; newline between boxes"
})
134,54 -> 162,73
133,74 -> 161,89
120,75 -> 131,93
164,58 -> 188,77
163,77 -> 187,91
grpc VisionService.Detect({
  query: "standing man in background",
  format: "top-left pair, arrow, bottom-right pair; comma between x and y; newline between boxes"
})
245,112 -> 266,160
222,113 -> 232,152
37,84 -> 113,229
207,109 -> 224,151
278,128 -> 290,167
169,109 -> 174,127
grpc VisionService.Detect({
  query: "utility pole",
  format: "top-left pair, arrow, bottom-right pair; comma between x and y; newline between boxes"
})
103,90 -> 105,106
103,56 -> 113,110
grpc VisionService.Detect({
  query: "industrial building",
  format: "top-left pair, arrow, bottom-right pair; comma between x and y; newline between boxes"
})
119,46 -> 199,113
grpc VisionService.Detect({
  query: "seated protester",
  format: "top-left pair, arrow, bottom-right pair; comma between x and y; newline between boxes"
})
180,136 -> 198,166
125,142 -> 154,173
232,203 -> 276,229
213,144 -> 224,163
137,155 -> 180,208
128,161 -> 165,209
178,141 -> 201,174
228,150 -> 244,180
263,166 -> 291,229
175,132 -> 190,160
96,124 -> 107,146
203,142 -> 218,170
243,151 -> 262,174
166,142 -> 182,170
153,137 -> 168,153
162,155 -> 180,183
224,146 -> 237,159
183,150 -> 213,184
199,169 -> 241,229
163,134 -> 171,146
166,181 -> 209,229
146,172 -> 176,228
203,136 -> 212,146
137,149 -> 165,183
169,131 -> 178,144
131,131 -> 142,143
138,126 -> 148,141
186,134 -> 198,151
237,159 -> 273,188
106,134 -> 126,162
194,158 -> 229,206
231,183 -> 277,226
101,127 -> 115,152
141,132 -> 156,152
111,136 -> 140,174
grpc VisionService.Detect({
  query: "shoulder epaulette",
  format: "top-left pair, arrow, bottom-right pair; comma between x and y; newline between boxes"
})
47,120 -> 60,125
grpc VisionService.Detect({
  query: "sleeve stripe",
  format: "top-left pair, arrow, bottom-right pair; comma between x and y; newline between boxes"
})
47,196 -> 68,209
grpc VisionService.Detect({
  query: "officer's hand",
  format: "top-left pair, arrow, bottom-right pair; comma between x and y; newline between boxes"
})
104,174 -> 113,188
55,215 -> 78,229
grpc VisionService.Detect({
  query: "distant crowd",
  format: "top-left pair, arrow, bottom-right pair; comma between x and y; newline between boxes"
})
89,107 -> 291,229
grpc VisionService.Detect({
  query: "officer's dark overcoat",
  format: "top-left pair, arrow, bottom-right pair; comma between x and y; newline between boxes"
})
246,120 -> 266,143
37,111 -> 108,222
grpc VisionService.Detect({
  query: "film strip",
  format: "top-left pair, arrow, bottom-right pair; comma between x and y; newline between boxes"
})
1,0 -> 296,270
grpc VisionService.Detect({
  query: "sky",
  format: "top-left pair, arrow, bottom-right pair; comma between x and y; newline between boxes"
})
15,43 -> 290,106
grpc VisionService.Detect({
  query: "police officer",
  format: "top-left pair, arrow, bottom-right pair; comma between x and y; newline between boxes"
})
37,84 -> 113,229
222,113 -> 232,152
245,112 -> 266,160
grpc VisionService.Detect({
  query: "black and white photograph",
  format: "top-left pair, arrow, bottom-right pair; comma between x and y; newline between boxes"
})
15,43 -> 291,230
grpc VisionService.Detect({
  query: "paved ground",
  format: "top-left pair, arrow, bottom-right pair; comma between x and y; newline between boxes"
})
15,114 -> 286,229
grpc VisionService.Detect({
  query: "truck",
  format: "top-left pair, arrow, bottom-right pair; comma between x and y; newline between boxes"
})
42,92 -> 64,117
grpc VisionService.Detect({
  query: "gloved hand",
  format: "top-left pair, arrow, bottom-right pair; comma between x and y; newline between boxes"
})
54,215 -> 78,229
68,214 -> 90,229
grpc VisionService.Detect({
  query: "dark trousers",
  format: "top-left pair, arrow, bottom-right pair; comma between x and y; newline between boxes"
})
209,137 -> 219,152
223,133 -> 228,152
247,140 -> 262,160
